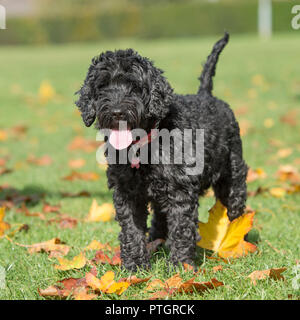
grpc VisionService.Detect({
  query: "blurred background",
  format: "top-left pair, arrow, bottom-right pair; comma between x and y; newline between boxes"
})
0,0 -> 296,44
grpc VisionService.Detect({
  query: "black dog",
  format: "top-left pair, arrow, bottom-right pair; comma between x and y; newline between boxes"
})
76,33 -> 248,271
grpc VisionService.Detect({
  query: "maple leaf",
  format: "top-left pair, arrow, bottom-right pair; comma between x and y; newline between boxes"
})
0,207 -> 11,236
85,271 -> 130,295
86,199 -> 115,222
248,268 -> 287,285
118,275 -> 151,285
197,200 -> 257,259
55,252 -> 87,271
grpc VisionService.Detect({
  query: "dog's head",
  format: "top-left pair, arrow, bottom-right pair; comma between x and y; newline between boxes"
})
76,49 -> 173,147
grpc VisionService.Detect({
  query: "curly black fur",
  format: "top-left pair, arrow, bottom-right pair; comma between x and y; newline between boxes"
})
76,33 -> 248,271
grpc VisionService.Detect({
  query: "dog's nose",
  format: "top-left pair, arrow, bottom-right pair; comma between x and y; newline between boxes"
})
112,109 -> 124,119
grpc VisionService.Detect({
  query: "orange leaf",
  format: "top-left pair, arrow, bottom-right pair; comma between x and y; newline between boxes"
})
55,252 -> 87,271
84,240 -> 112,251
68,159 -> 86,169
62,171 -> 99,181
197,200 -> 257,258
118,275 -> 151,285
86,199 -> 115,222
248,268 -> 287,285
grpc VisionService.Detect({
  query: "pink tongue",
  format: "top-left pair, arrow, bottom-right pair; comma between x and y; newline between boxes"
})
109,130 -> 133,150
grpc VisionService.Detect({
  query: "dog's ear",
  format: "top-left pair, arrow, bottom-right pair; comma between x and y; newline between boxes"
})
148,68 -> 174,120
75,84 -> 96,127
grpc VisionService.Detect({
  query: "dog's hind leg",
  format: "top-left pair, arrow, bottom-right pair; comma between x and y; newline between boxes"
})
213,151 -> 248,221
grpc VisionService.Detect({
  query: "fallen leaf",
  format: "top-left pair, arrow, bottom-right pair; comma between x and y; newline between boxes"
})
27,155 -> 52,166
247,168 -> 267,183
276,148 -> 293,159
86,199 -> 115,222
68,159 -> 86,169
0,130 -> 8,141
269,187 -> 286,198
93,249 -> 121,266
61,191 -> 91,198
248,268 -> 287,285
280,109 -> 298,127
39,80 -> 56,104
212,265 -> 223,273
0,207 -> 11,236
118,276 -> 151,285
84,240 -> 112,251
43,202 -> 61,213
27,238 -> 70,257
48,215 -> 78,229
62,171 -> 99,181
178,278 -> 224,294
276,165 -> 300,183
68,136 -> 100,153
197,200 -> 257,258
86,271 -> 130,295
55,252 -> 87,271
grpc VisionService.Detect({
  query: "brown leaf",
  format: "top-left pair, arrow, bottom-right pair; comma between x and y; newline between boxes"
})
118,276 -> 151,285
276,165 -> 300,183
248,268 -> 287,285
0,207 -> 11,236
178,278 -> 224,294
27,238 -> 70,257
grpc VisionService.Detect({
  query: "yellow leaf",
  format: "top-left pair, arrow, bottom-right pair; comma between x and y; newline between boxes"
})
0,207 -> 10,236
0,130 -> 8,141
197,200 -> 257,259
39,81 -> 56,104
86,200 -> 115,222
269,187 -> 286,198
55,252 -> 86,271
84,240 -> 111,251
85,271 -> 130,295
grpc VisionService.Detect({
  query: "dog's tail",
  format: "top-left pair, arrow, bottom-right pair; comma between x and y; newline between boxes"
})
198,32 -> 229,95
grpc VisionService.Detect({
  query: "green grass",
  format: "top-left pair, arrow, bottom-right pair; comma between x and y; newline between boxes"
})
0,33 -> 299,300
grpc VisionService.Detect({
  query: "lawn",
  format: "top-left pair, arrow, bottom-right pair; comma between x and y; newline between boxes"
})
0,33 -> 299,300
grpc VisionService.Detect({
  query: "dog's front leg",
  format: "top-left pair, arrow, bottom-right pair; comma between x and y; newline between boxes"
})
113,189 -> 150,272
164,193 -> 200,267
